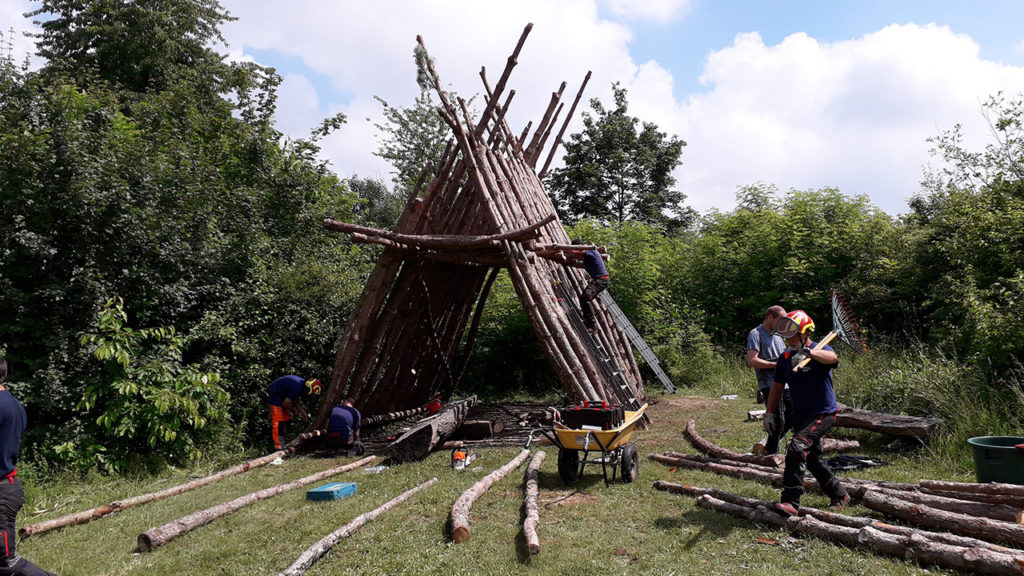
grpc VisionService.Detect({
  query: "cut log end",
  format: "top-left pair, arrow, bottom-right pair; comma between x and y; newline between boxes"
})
452,525 -> 471,544
137,534 -> 154,553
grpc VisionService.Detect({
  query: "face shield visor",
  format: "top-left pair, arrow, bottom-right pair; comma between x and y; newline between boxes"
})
774,317 -> 799,339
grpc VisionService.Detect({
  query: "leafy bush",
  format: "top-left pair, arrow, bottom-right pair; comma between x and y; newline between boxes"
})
63,296 -> 230,473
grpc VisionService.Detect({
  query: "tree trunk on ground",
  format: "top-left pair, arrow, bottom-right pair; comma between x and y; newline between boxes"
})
277,478 -> 438,576
695,494 -> 1024,576
684,419 -> 784,468
21,431 -> 320,540
919,479 -> 1024,499
363,406 -> 427,427
834,406 -> 943,441
137,456 -> 375,552
388,396 -> 477,462
451,448 -> 531,543
522,451 -> 547,555
752,436 -> 860,456
861,488 -> 1024,547
920,488 -> 1024,509
873,486 -> 1024,524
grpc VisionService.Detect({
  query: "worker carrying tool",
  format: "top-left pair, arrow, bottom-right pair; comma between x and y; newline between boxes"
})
265,375 -> 321,450
569,238 -> 610,333
764,310 -> 850,517
326,398 -> 363,455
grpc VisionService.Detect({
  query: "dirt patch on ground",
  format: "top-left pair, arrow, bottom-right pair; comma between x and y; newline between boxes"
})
539,490 -> 601,508
662,396 -> 724,412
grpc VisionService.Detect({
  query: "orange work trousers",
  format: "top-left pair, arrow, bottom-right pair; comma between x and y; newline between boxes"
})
269,405 -> 291,450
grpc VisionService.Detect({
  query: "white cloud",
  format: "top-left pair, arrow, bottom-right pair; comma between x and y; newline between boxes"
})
1,0 -> 42,67
673,24 -> 1024,214
603,0 -> 692,23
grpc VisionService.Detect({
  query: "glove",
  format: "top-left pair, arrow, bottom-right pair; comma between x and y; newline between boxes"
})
763,413 -> 778,436
791,347 -> 812,368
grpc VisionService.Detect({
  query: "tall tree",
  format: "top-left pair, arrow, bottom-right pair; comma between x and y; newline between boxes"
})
372,90 -> 451,196
545,83 -> 693,232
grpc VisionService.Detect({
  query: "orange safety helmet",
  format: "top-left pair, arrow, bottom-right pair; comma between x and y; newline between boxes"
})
306,379 -> 323,395
775,310 -> 815,338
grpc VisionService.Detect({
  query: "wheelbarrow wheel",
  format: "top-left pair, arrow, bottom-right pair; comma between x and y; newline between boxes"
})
620,443 -> 639,483
557,448 -> 580,485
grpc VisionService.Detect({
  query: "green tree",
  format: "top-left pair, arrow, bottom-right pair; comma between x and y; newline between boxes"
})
71,296 -> 229,472
372,90 -> 453,196
545,83 -> 693,232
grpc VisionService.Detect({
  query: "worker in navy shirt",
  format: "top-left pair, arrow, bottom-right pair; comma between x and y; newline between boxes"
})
0,357 -> 57,576
570,238 -> 610,332
326,399 -> 362,454
763,311 -> 849,517
265,375 -> 321,450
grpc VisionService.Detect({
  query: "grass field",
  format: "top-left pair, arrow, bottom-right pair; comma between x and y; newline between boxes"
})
16,386 -> 975,576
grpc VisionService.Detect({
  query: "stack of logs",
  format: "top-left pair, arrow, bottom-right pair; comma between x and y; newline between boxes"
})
315,23 -> 644,429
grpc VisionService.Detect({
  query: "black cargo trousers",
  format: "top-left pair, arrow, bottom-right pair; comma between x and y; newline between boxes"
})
0,475 -> 55,576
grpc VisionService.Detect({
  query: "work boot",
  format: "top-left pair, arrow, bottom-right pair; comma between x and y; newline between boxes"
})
828,493 -> 851,512
773,502 -> 799,517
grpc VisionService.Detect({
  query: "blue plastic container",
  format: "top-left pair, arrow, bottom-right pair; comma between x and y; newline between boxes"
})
306,482 -> 357,501
967,436 -> 1024,484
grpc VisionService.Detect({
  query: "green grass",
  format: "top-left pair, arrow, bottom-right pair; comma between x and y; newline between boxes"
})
18,379 -> 977,576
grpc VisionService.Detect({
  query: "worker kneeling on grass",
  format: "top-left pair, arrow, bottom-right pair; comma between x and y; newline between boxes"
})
265,375 -> 321,450
326,398 -> 363,455
764,310 -> 850,516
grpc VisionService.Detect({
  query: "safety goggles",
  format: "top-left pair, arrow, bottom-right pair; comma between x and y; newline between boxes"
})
774,317 -> 799,339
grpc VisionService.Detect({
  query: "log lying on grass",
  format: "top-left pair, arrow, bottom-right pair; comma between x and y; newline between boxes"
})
363,406 -> 427,427
834,406 -> 943,441
278,477 -> 438,576
919,479 -> 1024,499
861,488 -> 1024,548
451,448 -> 531,543
388,396 -> 476,462
137,456 -> 375,552
920,488 -> 1024,509
20,430 -> 321,539
872,486 -> 1024,524
657,481 -> 1020,556
695,495 -> 1024,576
522,451 -> 547,555
751,435 -> 860,456
684,419 -> 783,468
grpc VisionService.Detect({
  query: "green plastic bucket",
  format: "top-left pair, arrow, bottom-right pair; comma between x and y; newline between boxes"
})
967,436 -> 1024,484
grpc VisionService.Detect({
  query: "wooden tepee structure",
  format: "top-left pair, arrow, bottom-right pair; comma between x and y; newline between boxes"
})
315,24 -> 646,427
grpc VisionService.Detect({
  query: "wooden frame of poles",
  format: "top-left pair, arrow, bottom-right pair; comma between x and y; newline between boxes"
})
315,24 -> 645,428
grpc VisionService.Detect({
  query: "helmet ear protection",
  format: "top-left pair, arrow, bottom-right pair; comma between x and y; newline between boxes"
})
775,310 -> 814,338
306,379 -> 322,395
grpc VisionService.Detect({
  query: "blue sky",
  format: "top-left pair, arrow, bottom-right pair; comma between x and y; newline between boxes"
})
5,0 -> 1024,216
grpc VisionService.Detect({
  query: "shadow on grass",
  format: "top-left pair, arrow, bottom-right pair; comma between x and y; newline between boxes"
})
653,508 -> 737,550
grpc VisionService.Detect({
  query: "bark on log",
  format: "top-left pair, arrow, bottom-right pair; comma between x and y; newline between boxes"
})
137,456 -> 375,552
684,419 -> 784,468
277,477 -> 438,576
873,486 -> 1023,524
747,409 -> 765,421
388,396 -> 477,462
834,406 -> 943,441
752,436 -> 860,456
919,479 -> 1024,499
451,448 -> 532,543
363,406 -> 428,427
322,214 -> 554,252
522,451 -> 547,555
920,488 -> 1024,509
20,431 -> 320,540
695,495 -> 1024,576
861,488 -> 1024,547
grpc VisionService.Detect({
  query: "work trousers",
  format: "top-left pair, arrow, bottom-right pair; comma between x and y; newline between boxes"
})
579,276 -> 609,329
780,412 -> 846,506
0,476 -> 56,576
269,405 -> 291,450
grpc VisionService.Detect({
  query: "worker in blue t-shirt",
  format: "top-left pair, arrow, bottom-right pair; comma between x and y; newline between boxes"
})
763,311 -> 850,517
265,375 -> 322,450
570,238 -> 609,332
746,305 -> 790,454
326,399 -> 363,455
0,357 -> 57,576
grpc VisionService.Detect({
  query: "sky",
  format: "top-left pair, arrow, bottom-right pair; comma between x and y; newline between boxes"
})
5,1 -> 1024,216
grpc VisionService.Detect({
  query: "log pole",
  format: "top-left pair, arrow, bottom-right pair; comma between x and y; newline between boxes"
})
522,451 -> 547,555
451,448 -> 531,543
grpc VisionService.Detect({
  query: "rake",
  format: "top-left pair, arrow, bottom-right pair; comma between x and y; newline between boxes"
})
794,290 -> 869,371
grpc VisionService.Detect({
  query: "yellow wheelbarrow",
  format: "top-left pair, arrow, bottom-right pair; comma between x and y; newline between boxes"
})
526,403 -> 647,486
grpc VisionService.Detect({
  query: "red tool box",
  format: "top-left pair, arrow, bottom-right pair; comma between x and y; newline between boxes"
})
560,400 -> 625,430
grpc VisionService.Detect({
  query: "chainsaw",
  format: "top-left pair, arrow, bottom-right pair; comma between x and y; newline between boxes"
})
451,447 -> 478,470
